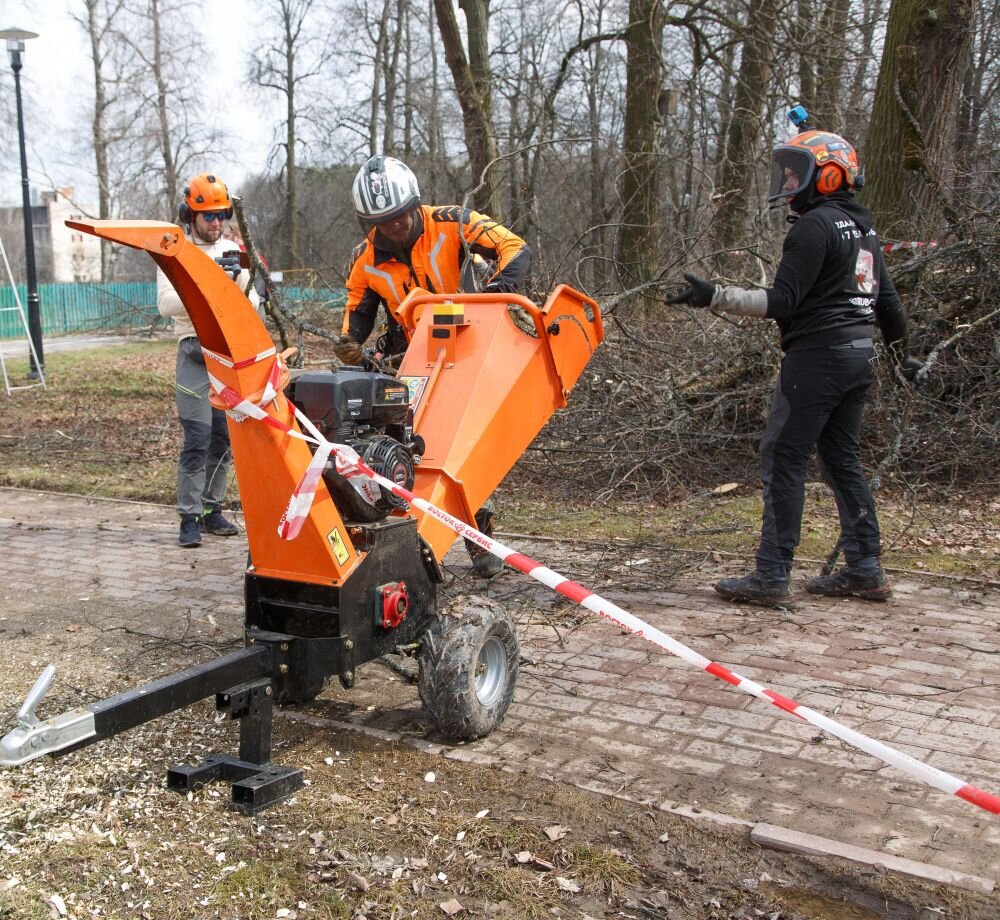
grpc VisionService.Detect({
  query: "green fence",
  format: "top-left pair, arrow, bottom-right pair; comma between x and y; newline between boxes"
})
0,283 -> 344,339
0,282 -> 158,338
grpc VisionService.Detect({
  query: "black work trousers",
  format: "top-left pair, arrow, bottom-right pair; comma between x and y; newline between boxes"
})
756,343 -> 881,575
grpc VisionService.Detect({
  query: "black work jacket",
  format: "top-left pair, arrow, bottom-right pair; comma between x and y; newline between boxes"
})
765,193 -> 908,353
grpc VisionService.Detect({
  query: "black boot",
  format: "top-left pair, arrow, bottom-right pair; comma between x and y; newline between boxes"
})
805,565 -> 892,601
715,569 -> 791,605
178,514 -> 202,548
201,504 -> 240,536
465,508 -> 504,578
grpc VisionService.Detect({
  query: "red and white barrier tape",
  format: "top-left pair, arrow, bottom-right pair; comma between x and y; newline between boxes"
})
883,241 -> 938,254
211,360 -> 1000,817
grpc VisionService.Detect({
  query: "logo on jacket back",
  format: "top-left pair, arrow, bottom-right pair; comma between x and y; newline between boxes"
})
854,249 -> 876,295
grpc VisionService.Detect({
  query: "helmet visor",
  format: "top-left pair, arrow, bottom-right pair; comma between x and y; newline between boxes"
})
357,199 -> 417,235
768,149 -> 815,203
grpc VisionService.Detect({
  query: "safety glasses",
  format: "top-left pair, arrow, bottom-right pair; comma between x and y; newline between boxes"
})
200,211 -> 230,223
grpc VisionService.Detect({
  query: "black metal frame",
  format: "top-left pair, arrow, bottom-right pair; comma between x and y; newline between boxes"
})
47,514 -> 439,811
246,515 -> 439,698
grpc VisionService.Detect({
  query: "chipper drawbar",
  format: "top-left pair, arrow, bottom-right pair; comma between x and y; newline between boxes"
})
0,219 -> 603,812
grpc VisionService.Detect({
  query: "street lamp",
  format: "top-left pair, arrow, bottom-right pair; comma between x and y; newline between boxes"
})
1,27 -> 44,376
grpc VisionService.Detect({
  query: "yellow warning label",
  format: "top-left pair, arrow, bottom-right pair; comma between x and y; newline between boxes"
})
327,527 -> 350,565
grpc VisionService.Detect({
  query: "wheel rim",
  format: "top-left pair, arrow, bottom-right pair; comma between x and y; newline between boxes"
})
475,636 -> 507,707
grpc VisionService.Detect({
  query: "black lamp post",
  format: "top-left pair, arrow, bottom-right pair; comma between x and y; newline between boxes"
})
1,27 -> 44,376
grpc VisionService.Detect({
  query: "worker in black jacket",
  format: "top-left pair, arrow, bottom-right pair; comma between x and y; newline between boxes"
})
667,129 -> 922,605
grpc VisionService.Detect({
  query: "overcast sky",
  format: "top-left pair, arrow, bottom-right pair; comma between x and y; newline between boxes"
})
0,0 -> 275,209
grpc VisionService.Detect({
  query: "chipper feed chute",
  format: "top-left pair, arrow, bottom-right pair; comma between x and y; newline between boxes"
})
0,217 -> 603,812
395,290 -> 603,561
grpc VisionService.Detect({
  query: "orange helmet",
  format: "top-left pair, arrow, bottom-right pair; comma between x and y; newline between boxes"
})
179,173 -> 233,222
767,131 -> 863,209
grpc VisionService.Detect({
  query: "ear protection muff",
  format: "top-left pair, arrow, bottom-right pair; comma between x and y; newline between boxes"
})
816,163 -> 843,195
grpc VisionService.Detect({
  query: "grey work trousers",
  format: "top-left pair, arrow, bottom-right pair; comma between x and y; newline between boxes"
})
175,336 -> 231,518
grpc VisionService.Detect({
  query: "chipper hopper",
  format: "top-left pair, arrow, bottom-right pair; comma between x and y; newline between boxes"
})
0,219 -> 604,811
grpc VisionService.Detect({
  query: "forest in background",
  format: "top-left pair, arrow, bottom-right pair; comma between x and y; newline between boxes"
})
1,0 -> 998,496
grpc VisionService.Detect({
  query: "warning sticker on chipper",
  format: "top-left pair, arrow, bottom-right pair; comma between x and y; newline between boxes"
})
327,527 -> 350,565
399,375 -> 429,411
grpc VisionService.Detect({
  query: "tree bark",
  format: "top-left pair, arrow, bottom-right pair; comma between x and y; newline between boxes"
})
80,0 -> 119,280
863,0 -> 975,238
149,0 -> 178,219
712,0 -> 778,254
433,0 -> 501,215
618,0 -> 664,292
814,0 -> 851,130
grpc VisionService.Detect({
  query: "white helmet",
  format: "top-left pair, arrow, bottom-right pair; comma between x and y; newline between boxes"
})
352,155 -> 420,233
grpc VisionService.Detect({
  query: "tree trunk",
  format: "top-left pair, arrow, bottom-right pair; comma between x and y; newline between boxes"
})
433,0 -> 501,215
283,4 -> 299,269
370,0 -> 392,156
863,0 -> 975,238
149,0 -> 178,219
712,0 -> 778,255
814,0 -> 850,130
83,0 -> 114,280
618,0 -> 664,293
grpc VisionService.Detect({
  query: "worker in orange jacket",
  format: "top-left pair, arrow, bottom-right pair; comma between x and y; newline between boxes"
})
337,155 -> 532,363
336,155 -> 532,578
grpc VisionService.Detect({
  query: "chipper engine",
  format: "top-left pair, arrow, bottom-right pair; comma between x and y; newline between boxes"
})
0,219 -> 604,812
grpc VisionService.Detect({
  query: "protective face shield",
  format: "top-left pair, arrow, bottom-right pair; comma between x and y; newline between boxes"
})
352,155 -> 421,235
767,131 -> 862,212
767,149 -> 815,205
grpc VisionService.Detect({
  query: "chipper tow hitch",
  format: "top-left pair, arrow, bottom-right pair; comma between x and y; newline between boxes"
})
2,633 -> 308,812
0,218 -> 603,811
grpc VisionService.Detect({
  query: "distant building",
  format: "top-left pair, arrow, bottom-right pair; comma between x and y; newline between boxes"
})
0,187 -> 102,283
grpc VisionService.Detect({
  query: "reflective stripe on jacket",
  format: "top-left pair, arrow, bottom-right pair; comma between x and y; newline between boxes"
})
342,204 -> 531,344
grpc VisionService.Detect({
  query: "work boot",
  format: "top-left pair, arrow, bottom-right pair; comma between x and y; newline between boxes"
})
201,504 -> 240,536
178,514 -> 202,548
805,565 -> 892,601
714,569 -> 791,605
466,508 -> 505,579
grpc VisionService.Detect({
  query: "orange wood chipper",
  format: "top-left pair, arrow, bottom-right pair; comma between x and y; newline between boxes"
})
0,219 -> 603,811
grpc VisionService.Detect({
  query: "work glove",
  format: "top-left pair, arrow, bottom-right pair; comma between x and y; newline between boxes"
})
899,355 -> 923,384
665,272 -> 716,308
215,251 -> 242,282
334,336 -> 364,365
483,278 -> 516,295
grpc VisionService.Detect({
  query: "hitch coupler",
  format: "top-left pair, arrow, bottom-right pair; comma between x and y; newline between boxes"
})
0,665 -> 97,767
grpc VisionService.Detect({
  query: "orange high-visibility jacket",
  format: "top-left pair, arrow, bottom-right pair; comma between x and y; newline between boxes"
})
342,204 -> 531,349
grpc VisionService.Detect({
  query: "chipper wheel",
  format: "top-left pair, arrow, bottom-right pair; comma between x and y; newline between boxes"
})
418,596 -> 519,741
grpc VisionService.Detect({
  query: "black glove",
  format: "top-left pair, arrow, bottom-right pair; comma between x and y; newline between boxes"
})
334,336 -> 364,365
483,278 -> 516,295
665,272 -> 716,308
899,355 -> 923,383
215,250 -> 242,282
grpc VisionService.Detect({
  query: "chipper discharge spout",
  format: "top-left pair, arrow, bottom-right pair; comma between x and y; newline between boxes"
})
0,218 -> 603,810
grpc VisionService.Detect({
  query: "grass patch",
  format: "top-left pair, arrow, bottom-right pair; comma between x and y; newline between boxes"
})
565,841 -> 643,895
3,341 -> 999,579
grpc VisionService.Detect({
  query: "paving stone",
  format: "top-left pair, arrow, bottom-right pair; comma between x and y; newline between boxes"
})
2,487 -> 998,883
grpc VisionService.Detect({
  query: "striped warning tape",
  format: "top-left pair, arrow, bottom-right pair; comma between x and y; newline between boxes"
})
883,241 -> 938,254
214,359 -> 1000,817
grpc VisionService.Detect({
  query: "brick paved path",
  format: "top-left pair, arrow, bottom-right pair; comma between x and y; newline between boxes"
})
1,488 -> 997,880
